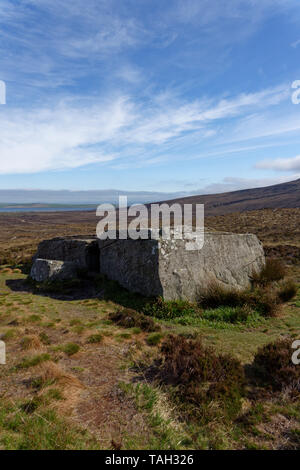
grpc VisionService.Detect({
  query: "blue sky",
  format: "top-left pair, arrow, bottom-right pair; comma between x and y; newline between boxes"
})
0,0 -> 300,198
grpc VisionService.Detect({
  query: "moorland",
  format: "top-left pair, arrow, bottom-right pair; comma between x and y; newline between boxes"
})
0,207 -> 299,450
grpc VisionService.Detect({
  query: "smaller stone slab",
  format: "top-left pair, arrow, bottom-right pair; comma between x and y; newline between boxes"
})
30,258 -> 78,282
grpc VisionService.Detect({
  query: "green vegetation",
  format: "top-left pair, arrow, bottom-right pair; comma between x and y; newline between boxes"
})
146,332 -> 163,346
39,332 -> 51,345
86,333 -> 103,344
61,343 -> 80,356
198,281 -> 282,318
15,353 -> 51,370
0,400 -> 98,450
0,241 -> 299,449
2,329 -> 17,341
27,314 -> 41,323
119,382 -> 190,450
130,332 -> 300,449
109,308 -> 160,332
143,298 -> 197,319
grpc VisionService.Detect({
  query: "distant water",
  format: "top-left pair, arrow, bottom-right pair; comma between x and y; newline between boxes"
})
0,206 -> 96,213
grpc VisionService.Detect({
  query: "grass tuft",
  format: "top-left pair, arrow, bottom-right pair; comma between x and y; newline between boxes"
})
146,332 -> 163,346
198,281 -> 282,318
143,298 -> 198,319
198,282 -> 244,309
109,308 -> 160,332
277,280 -> 298,303
252,258 -> 286,286
86,334 -> 103,344
61,343 -> 80,356
16,353 -> 51,370
20,335 -> 42,351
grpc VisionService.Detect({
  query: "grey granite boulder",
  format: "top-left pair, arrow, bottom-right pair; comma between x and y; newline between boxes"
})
33,236 -> 99,271
98,230 -> 265,301
30,258 -> 78,282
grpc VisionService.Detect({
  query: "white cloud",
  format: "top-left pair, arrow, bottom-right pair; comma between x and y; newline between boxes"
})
256,155 -> 300,171
0,84 -> 291,174
124,85 -> 288,146
1,0 -> 298,93
0,96 -> 131,174
60,18 -> 143,58
174,0 -> 299,25
199,85 -> 288,121
0,0 -> 147,91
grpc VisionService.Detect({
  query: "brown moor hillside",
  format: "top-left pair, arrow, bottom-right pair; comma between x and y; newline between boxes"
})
159,178 -> 300,216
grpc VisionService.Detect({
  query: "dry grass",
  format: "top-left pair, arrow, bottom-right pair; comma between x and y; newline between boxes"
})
20,335 -> 43,351
198,279 -> 282,317
198,281 -> 245,309
38,361 -> 83,390
0,207 -> 299,449
277,280 -> 298,303
206,208 -> 300,264
37,361 -> 84,414
0,211 -> 97,266
252,258 -> 286,286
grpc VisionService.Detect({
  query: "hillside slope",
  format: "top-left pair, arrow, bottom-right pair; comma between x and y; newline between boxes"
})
160,178 -> 300,216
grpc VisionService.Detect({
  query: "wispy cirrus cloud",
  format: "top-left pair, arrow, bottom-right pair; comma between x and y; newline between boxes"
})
0,96 -> 131,174
0,0 -> 300,192
0,0 -> 147,93
0,84 -> 290,174
1,0 -> 298,93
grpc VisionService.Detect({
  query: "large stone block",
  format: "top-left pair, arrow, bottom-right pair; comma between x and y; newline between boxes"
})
33,236 -> 99,271
98,231 -> 265,301
30,259 -> 78,282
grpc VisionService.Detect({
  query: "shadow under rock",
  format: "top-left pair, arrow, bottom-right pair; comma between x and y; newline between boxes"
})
5,277 -> 105,301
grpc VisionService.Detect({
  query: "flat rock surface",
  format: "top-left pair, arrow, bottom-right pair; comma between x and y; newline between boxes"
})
34,237 -> 99,271
30,258 -> 78,282
99,231 -> 265,300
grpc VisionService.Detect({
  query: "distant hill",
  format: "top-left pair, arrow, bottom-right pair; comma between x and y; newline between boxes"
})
1,179 -> 299,217
157,178 -> 300,216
